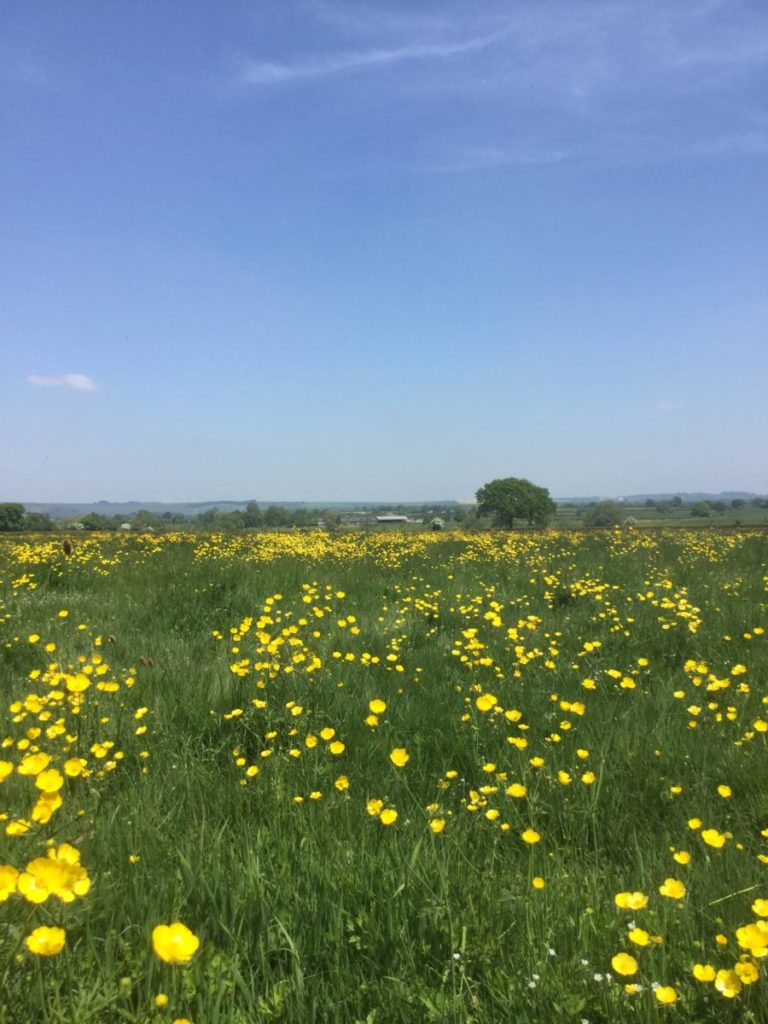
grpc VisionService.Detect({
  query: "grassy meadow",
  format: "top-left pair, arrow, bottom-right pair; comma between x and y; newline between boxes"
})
1,528 -> 767,1024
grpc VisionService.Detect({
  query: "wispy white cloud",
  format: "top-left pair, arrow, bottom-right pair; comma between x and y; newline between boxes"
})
28,374 -> 98,391
239,31 -> 504,85
237,2 -> 768,92
658,399 -> 683,413
660,22 -> 768,70
426,145 -> 569,173
231,1 -> 768,169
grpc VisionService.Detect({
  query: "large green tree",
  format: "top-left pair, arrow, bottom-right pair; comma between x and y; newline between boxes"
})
0,503 -> 26,531
475,478 -> 556,528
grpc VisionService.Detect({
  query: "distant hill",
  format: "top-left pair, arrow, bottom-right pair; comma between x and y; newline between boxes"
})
22,501 -> 247,519
620,492 -> 758,503
555,492 -> 759,506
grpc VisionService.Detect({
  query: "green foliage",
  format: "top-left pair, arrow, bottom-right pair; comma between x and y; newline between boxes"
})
690,501 -> 711,518
0,503 -> 25,531
323,510 -> 341,532
582,501 -> 624,528
79,511 -> 118,531
222,510 -> 246,531
475,477 -> 556,527
196,507 -> 221,528
264,505 -> 291,527
23,511 -> 55,532
243,502 -> 264,528
132,509 -> 162,529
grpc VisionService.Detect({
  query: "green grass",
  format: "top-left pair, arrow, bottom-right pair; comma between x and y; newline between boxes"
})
0,529 -> 767,1023
552,505 -> 768,528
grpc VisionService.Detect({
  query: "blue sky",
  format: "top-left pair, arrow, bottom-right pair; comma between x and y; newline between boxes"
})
1,0 -> 766,502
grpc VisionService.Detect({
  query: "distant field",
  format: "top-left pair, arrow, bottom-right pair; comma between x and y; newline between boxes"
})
1,530 -> 767,1023
553,505 -> 768,529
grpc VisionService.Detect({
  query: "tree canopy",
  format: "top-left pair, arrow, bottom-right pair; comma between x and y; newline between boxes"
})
0,503 -> 26,531
583,500 -> 624,528
475,477 -> 556,528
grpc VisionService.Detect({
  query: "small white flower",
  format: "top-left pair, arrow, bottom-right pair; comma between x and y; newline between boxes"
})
628,920 -> 636,930
547,947 -> 556,957
580,958 -> 589,966
593,973 -> 603,983
452,952 -> 461,961
528,980 -> 537,989
532,974 -> 540,981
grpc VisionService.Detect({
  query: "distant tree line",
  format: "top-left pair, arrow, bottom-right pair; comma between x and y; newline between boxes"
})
576,496 -> 768,527
0,504 -> 57,532
472,486 -> 768,530
0,503 -> 321,532
1,493 -> 766,534
0,500 -> 475,533
640,496 -> 764,515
